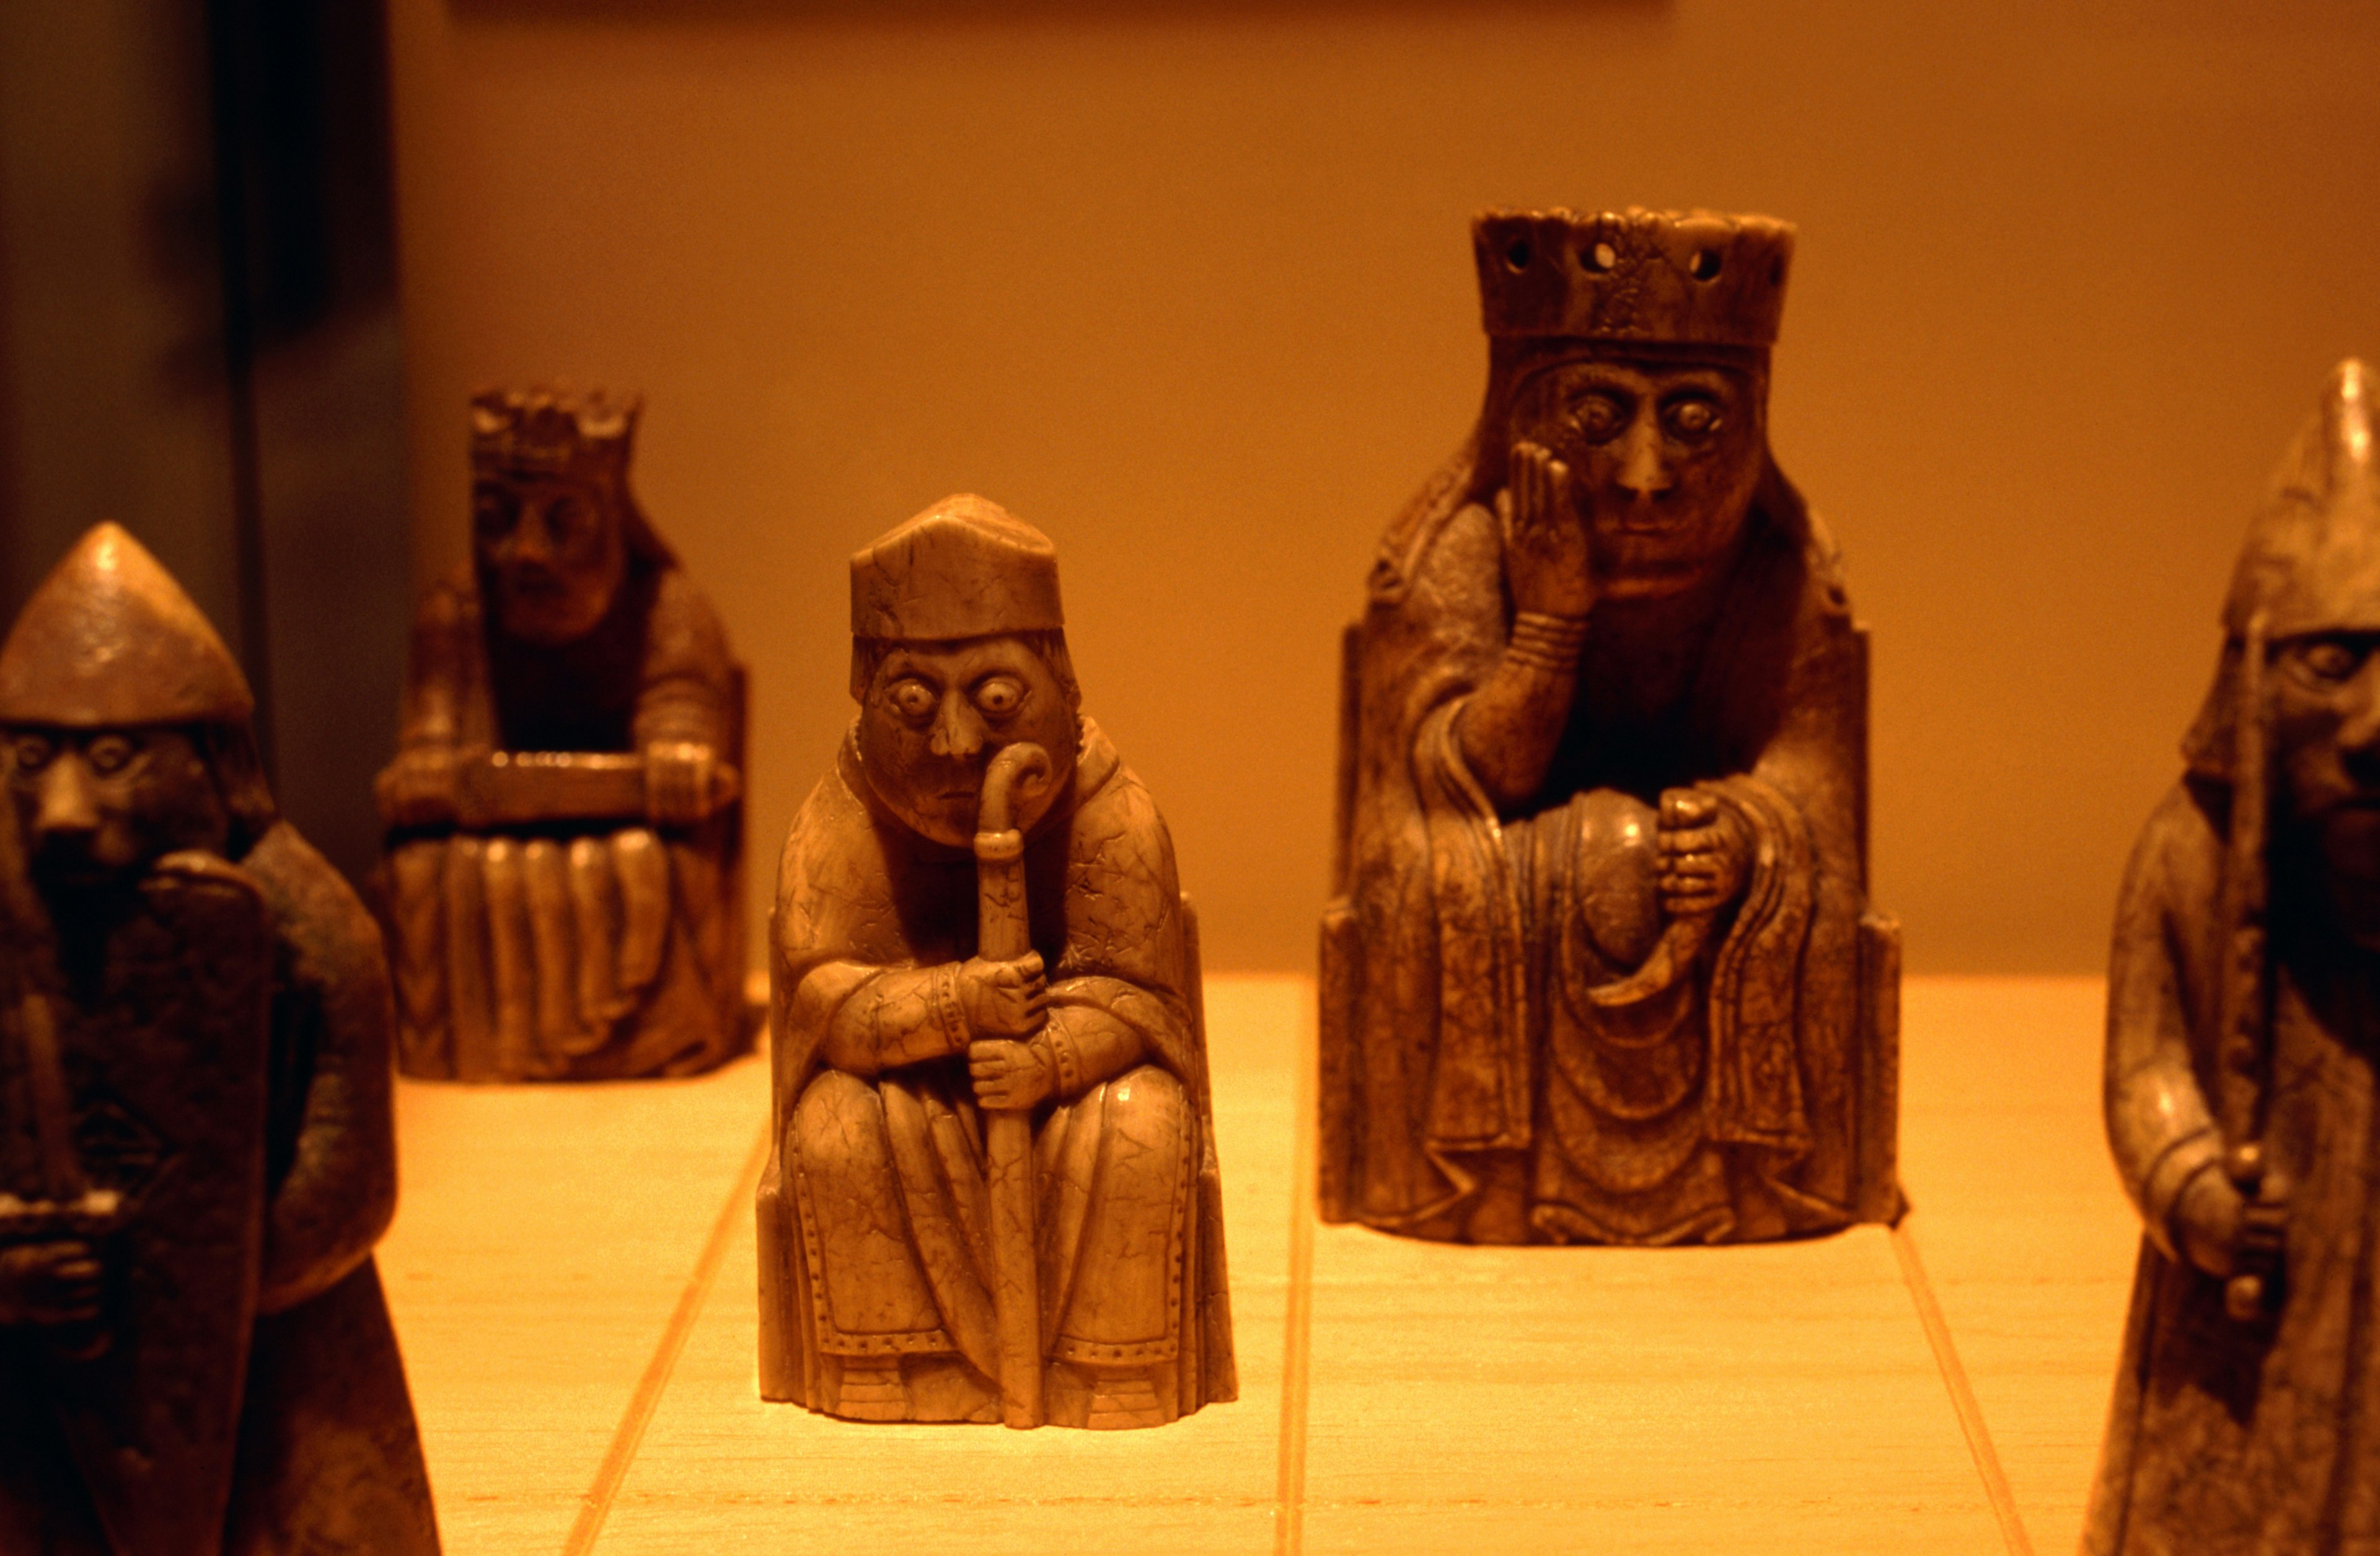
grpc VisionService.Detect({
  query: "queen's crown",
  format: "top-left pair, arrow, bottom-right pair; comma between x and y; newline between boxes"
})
1473,207 -> 1792,350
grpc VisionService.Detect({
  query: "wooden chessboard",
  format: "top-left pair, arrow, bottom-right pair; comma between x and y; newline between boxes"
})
380,975 -> 2128,1555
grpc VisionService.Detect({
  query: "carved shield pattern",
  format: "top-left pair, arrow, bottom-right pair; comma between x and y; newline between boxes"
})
20,856 -> 271,1556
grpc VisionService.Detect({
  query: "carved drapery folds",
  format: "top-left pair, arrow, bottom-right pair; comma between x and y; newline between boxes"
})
376,387 -> 750,1081
1320,210 -> 1900,1246
757,497 -> 1235,1429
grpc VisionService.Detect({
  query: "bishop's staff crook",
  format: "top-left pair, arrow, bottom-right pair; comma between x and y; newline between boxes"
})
2215,609 -> 2285,1322
975,741 -> 1051,1428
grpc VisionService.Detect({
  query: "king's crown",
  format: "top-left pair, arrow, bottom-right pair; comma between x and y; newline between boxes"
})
1473,207 -> 1793,350
470,384 -> 641,480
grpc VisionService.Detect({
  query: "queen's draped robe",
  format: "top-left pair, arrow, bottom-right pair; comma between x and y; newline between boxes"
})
1320,462 -> 1901,1244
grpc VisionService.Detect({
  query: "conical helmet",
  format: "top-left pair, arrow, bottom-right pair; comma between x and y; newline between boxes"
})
2220,358 -> 2380,639
2184,360 -> 2380,780
0,523 -> 253,727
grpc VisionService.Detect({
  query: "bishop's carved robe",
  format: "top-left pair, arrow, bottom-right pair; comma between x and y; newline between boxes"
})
756,720 -> 1234,1428
1321,458 -> 1900,1244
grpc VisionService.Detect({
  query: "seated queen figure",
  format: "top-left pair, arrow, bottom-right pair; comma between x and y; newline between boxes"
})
756,495 -> 1234,1430
1320,208 -> 1901,1245
375,387 -> 748,1081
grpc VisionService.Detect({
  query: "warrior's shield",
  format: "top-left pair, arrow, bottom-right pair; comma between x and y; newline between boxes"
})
11,854 -> 272,1556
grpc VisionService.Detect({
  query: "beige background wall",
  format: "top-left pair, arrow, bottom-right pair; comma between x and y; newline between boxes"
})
384,0 -> 2380,973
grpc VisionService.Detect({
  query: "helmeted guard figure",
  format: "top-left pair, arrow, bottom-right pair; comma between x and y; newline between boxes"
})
1321,208 -> 1901,1245
0,524 -> 438,1554
2088,360 -> 2380,1554
757,495 -> 1235,1430
377,386 -> 750,1081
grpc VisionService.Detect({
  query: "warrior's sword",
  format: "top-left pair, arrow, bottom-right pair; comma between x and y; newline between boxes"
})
449,749 -> 742,829
4,988 -> 116,1231
975,741 -> 1052,1429
4,989 -> 120,1359
19,989 -> 85,1206
2215,609 -> 2282,1322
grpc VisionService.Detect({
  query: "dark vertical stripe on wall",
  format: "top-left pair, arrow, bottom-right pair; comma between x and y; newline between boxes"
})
202,0 -> 275,777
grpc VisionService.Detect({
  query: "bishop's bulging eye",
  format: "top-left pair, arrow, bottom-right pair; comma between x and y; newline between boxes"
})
83,734 -> 139,776
1662,395 -> 1723,444
889,678 -> 938,725
9,733 -> 55,773
972,676 -> 1026,720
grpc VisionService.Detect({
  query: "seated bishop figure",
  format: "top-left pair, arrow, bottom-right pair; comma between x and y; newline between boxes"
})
376,386 -> 749,1081
757,495 -> 1235,1430
1321,208 -> 1902,1245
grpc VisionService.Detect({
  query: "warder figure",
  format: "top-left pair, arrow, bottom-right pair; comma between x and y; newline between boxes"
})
2087,360 -> 2380,1554
0,524 -> 438,1554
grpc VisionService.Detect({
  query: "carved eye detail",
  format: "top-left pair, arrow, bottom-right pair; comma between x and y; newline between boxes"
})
972,676 -> 1026,720
889,678 -> 938,724
546,494 -> 596,542
83,734 -> 139,776
1663,395 -> 1722,443
2296,639 -> 2366,684
472,485 -> 519,540
9,733 -> 56,772
1571,392 -> 1630,444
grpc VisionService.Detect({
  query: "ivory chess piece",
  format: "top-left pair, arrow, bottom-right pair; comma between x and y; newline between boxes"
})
2087,360 -> 2380,1553
757,495 -> 1235,1429
1320,209 -> 1901,1245
377,387 -> 749,1081
0,524 -> 438,1554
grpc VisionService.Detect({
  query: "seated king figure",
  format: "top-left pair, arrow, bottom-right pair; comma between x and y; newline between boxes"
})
757,495 -> 1235,1430
376,387 -> 748,1081
1321,208 -> 1902,1245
